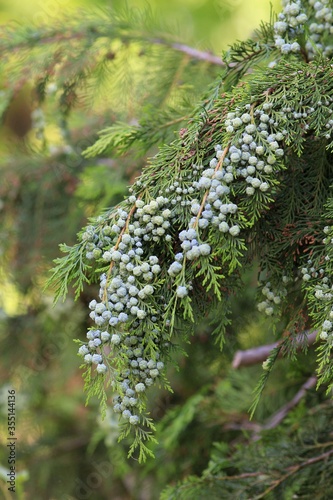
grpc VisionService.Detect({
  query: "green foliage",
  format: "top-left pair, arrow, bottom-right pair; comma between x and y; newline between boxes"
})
83,104 -> 192,159
162,397 -> 333,500
1,0 -> 333,498
49,57 -> 333,460
40,0 -> 333,463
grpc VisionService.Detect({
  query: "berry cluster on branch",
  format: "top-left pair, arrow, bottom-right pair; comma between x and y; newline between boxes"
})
47,0 -> 333,460
274,0 -> 333,57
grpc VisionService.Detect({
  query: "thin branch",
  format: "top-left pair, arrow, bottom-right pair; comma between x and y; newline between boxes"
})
232,330 -> 318,369
253,448 -> 333,499
212,446 -> 333,497
1,27 -> 227,67
193,144 -> 230,228
215,471 -> 265,481
224,376 -> 317,435
151,39 -> 226,66
261,375 -> 317,431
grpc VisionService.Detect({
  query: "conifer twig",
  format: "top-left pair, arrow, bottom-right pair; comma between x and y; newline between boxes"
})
232,331 -> 318,369
212,445 -> 333,493
2,28 -> 226,67
224,376 -> 317,437
260,375 -> 317,432
213,447 -> 333,498
193,144 -> 230,229
102,197 -> 141,302
253,448 -> 333,500
224,376 -> 317,434
151,39 -> 226,66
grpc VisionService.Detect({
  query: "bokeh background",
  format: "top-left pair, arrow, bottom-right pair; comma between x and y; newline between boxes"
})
0,1 -> 287,499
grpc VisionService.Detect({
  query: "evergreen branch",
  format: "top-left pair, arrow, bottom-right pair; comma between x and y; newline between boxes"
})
211,447 -> 333,493
0,8 -> 223,141
45,243 -> 92,301
102,197 -> 140,303
224,376 -> 317,435
70,59 -> 333,453
163,446 -> 333,500
253,448 -> 333,500
83,109 -> 189,158
232,330 -> 318,368
221,21 -> 276,88
151,39 -> 225,66
0,25 -> 224,67
34,4 -> 333,463
259,375 -> 317,432
193,144 -> 230,229
249,344 -> 283,419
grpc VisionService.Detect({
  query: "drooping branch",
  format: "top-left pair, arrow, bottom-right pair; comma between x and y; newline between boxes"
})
260,375 -> 317,432
151,39 -> 226,66
232,330 -> 318,369
224,375 -> 317,435
1,24 -> 226,67
205,446 -> 333,497
253,447 -> 333,500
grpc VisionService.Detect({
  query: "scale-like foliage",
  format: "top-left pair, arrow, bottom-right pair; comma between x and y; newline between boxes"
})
161,398 -> 333,499
43,0 -> 333,461
3,0 -> 333,468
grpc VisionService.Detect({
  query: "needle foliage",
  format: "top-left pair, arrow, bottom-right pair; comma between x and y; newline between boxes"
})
1,0 -> 333,497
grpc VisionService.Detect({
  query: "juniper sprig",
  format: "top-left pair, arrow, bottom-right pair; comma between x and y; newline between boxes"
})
42,0 -> 333,460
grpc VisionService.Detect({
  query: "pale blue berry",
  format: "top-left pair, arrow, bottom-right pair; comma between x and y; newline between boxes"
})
92,354 -> 103,364
176,286 -> 188,298
84,354 -> 93,363
122,410 -> 132,419
168,261 -> 182,276
78,345 -> 90,356
199,244 -> 211,256
129,415 -> 139,425
229,225 -> 240,236
111,334 -> 121,345
101,331 -> 110,342
97,363 -> 107,374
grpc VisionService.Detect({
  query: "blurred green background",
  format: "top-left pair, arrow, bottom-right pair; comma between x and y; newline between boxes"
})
0,0 -> 277,52
0,1 -> 283,499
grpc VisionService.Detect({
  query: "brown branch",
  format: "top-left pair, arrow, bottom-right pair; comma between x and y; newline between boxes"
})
193,144 -> 230,229
212,446 -> 333,498
230,334 -> 318,437
253,448 -> 333,499
261,375 -> 317,431
3,27 -> 226,67
224,376 -> 317,435
232,330 -> 318,369
215,471 -> 265,481
152,40 -> 226,66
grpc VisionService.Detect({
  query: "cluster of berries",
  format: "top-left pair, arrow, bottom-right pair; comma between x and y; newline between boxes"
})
77,96 -> 290,427
302,227 -> 333,343
257,280 -> 288,316
274,0 -> 333,57
78,198 -> 174,425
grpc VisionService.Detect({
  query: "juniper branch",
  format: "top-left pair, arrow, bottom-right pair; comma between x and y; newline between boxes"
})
253,448 -> 333,500
0,21 -> 225,67
224,376 -> 317,435
259,375 -> 317,432
151,39 -> 226,66
232,331 -> 318,368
